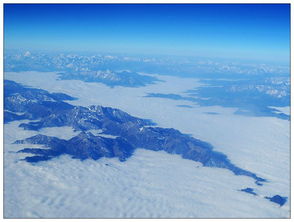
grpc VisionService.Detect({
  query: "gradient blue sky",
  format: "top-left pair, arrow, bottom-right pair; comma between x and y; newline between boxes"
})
4,4 -> 290,63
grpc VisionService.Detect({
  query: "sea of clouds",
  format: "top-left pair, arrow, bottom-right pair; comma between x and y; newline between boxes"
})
4,71 -> 290,218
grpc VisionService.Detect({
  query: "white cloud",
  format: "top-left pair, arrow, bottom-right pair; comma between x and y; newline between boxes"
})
4,71 -> 290,218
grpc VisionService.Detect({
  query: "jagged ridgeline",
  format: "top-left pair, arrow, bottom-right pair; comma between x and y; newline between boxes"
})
5,80 -> 266,185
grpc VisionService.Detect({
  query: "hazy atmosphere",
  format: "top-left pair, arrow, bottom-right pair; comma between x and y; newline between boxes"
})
4,3 -> 290,219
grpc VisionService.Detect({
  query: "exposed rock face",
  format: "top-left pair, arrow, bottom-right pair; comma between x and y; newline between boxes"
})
240,188 -> 257,196
16,132 -> 135,162
5,79 -> 288,206
265,195 -> 288,206
5,80 -> 265,184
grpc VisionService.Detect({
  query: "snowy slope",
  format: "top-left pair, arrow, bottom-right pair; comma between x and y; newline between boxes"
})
4,71 -> 290,218
4,122 -> 289,218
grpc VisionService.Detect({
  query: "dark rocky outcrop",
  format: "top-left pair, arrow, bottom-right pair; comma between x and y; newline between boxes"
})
5,80 -> 266,184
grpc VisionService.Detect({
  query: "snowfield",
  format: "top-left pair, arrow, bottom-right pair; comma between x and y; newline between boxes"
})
4,71 -> 290,218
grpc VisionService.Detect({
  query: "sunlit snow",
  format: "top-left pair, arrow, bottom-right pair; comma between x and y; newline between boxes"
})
4,71 -> 290,218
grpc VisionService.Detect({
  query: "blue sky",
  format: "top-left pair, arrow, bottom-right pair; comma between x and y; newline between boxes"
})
4,4 -> 290,63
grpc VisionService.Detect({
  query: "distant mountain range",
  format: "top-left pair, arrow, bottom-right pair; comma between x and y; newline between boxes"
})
5,51 -> 290,79
145,77 -> 290,120
58,69 -> 160,87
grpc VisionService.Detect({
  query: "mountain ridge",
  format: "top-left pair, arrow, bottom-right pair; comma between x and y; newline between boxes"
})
5,79 -> 265,185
